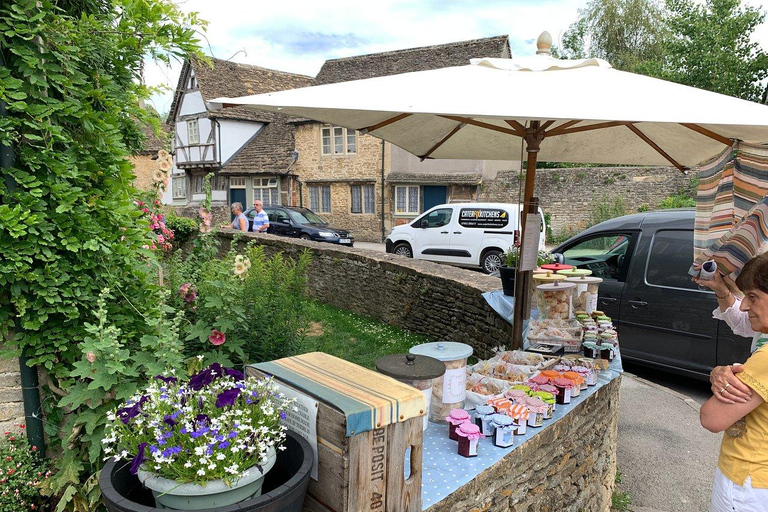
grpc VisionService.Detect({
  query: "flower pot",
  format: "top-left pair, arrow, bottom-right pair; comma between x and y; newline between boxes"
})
499,265 -> 516,296
137,448 -> 276,510
100,430 -> 313,512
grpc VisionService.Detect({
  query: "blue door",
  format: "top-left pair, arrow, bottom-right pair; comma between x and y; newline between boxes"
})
230,188 -> 246,220
423,186 -> 447,211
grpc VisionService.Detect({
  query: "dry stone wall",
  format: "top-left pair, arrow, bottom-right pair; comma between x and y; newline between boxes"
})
216,232 -> 514,358
479,167 -> 695,240
0,356 -> 24,432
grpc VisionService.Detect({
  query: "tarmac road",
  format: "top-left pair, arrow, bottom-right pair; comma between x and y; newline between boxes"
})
617,368 -> 721,512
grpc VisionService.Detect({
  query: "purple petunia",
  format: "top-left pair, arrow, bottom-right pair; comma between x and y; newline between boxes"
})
155,375 -> 178,384
223,367 -> 244,381
215,388 -> 241,408
116,395 -> 149,425
130,443 -> 148,475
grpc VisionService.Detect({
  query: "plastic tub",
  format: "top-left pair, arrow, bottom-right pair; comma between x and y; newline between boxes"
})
409,341 -> 473,422
535,281 -> 577,320
564,275 -> 603,315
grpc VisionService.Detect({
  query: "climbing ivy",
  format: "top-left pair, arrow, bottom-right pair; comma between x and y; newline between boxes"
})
0,0 -> 203,509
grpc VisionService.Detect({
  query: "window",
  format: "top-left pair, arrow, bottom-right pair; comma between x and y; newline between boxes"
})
321,126 -> 357,155
415,208 -> 453,228
212,175 -> 227,191
172,175 -> 187,199
351,184 -> 375,214
395,185 -> 420,214
187,119 -> 199,145
646,230 -> 699,290
309,185 -> 331,213
230,177 -> 246,188
562,233 -> 632,281
253,177 -> 279,205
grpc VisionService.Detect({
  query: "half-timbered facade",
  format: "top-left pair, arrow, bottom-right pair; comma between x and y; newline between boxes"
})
167,57 -> 313,212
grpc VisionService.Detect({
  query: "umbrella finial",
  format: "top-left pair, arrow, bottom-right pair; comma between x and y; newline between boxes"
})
536,31 -> 552,56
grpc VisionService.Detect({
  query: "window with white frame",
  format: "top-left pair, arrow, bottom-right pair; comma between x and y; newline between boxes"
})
187,119 -> 200,145
309,185 -> 331,213
351,184 -> 375,214
172,175 -> 187,199
321,126 -> 357,155
395,185 -> 420,214
230,177 -> 246,189
253,177 -> 279,205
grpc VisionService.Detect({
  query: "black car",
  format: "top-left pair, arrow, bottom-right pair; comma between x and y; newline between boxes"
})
551,208 -> 751,379
244,205 -> 354,246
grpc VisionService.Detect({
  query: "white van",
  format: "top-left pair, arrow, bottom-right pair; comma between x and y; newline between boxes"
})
385,203 -> 546,273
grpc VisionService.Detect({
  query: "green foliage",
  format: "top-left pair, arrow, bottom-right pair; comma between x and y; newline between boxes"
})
163,211 -> 198,248
657,193 -> 696,209
0,0 -> 203,509
664,0 -> 768,102
503,246 -> 519,267
611,471 -> 633,511
590,195 -> 628,226
167,241 -> 313,365
0,427 -> 52,511
557,0 -> 668,73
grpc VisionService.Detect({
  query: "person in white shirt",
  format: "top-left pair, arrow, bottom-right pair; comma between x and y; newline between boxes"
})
251,200 -> 270,234
694,264 -> 761,404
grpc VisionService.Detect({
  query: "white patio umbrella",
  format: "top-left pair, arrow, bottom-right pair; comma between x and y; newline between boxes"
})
208,33 -> 768,344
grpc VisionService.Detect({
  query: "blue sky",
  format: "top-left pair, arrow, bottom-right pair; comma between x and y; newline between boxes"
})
146,0 -> 768,116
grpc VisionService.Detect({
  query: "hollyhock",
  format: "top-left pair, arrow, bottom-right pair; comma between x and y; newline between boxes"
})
208,330 -> 226,346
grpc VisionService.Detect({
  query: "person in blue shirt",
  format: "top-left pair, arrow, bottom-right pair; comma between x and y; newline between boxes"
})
221,202 -> 248,232
252,200 -> 270,233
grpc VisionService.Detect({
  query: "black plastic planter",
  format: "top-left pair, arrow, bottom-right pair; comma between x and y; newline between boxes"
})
100,430 -> 313,512
499,266 -> 516,296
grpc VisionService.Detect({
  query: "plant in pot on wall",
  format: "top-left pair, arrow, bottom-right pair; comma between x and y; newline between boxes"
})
499,247 -> 519,296
102,363 -> 294,510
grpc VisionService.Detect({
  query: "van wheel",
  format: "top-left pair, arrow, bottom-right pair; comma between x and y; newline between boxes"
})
393,243 -> 413,258
481,250 -> 503,274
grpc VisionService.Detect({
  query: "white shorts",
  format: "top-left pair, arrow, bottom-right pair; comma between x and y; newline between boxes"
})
711,467 -> 768,512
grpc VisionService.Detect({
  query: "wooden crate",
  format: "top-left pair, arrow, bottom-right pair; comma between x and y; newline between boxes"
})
246,366 -> 423,512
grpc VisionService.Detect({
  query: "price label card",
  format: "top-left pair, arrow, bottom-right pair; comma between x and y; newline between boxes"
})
520,213 -> 541,271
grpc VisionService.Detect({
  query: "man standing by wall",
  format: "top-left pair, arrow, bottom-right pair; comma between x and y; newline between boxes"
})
252,200 -> 270,233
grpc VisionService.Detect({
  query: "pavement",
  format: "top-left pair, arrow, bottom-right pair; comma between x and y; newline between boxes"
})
346,241 -> 721,511
617,372 -> 721,512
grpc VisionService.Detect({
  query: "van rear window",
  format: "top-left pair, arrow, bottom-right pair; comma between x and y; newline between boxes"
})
646,229 -> 699,290
458,208 -> 509,229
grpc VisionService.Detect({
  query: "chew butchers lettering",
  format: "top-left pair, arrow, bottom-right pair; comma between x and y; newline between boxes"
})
458,208 -> 509,229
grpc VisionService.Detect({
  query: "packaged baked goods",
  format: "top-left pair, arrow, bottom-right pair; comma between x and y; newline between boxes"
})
564,275 -> 603,314
497,350 -> 546,367
527,319 -> 583,346
536,281 -> 576,320
410,342 -> 473,422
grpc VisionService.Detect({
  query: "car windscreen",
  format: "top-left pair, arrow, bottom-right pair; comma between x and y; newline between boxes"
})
289,209 -> 327,225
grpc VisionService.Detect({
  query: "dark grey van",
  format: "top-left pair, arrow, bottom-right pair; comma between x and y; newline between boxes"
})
552,209 -> 752,380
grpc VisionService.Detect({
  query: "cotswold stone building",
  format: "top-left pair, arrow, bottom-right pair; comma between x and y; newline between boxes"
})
168,36 -> 517,240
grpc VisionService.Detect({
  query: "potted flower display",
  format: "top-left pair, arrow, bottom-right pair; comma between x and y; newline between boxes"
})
102,363 -> 294,510
499,247 -> 519,296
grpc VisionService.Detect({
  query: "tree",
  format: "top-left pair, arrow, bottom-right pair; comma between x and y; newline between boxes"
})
557,0 -> 668,73
0,0 -> 202,509
663,0 -> 768,102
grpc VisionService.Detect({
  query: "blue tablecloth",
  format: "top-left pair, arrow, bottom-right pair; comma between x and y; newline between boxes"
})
420,353 -> 623,510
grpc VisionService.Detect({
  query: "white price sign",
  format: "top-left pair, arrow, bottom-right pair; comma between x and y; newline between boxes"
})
519,213 -> 541,272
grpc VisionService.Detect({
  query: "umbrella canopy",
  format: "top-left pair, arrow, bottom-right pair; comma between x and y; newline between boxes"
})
208,32 -> 768,345
209,44 -> 768,171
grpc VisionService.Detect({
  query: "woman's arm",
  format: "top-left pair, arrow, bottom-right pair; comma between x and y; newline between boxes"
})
238,216 -> 247,232
693,267 -> 735,312
701,386 -> 763,433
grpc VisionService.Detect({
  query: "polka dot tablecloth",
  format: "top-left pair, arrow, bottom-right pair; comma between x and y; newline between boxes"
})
419,353 -> 623,509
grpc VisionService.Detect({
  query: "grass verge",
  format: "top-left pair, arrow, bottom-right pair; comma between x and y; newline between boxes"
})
299,299 -> 431,369
611,471 -> 632,511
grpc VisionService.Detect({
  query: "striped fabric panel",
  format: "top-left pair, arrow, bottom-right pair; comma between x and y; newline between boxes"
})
694,144 -> 768,277
252,352 -> 426,437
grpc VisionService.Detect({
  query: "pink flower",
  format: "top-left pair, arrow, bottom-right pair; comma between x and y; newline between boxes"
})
86,352 -> 96,363
157,235 -> 165,244
209,330 -> 226,346
178,283 -> 197,303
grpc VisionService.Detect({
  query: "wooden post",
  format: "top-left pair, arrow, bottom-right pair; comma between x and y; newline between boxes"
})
512,122 -> 543,348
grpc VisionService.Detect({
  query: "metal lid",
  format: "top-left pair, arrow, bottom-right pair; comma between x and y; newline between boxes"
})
536,281 -> 577,291
556,269 -> 592,277
564,275 -> 603,284
409,341 -> 473,361
375,353 -> 446,380
541,263 -> 574,271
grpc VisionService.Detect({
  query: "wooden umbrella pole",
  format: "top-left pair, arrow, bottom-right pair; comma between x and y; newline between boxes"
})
512,122 -> 543,348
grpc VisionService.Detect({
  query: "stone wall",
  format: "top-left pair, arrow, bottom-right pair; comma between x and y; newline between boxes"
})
0,357 -> 24,432
430,377 -> 620,512
479,167 -> 695,240
217,231 -> 515,358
